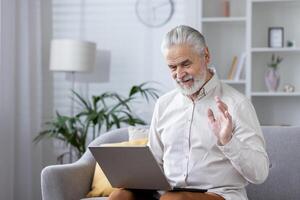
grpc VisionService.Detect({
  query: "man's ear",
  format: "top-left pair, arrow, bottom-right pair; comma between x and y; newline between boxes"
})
204,47 -> 210,64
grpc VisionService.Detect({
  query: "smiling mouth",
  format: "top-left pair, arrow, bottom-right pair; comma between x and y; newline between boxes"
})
183,79 -> 191,82
178,78 -> 193,86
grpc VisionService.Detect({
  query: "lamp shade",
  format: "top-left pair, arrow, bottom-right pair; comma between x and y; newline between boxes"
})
50,39 -> 97,72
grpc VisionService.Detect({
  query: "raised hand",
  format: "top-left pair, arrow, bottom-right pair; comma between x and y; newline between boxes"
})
207,96 -> 233,145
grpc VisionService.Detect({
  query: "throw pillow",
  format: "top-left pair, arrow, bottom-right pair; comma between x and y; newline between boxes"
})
128,126 -> 149,141
86,138 -> 148,197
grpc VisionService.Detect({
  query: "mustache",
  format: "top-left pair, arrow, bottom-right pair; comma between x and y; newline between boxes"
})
176,74 -> 193,83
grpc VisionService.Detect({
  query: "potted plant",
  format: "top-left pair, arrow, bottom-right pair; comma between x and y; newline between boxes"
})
265,53 -> 283,92
34,82 -> 159,163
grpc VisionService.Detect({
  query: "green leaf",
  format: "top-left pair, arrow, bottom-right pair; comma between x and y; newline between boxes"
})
111,113 -> 121,128
72,90 -> 92,111
129,86 -> 139,97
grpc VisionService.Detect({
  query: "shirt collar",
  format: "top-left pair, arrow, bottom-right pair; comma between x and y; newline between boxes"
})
200,68 -> 219,98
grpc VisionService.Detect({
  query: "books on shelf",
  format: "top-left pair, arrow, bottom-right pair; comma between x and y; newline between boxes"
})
227,52 -> 246,80
227,56 -> 238,80
234,52 -> 246,80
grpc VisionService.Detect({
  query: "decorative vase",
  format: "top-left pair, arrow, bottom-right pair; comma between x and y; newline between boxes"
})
265,68 -> 280,92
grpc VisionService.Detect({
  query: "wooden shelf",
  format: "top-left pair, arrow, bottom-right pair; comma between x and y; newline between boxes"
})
221,79 -> 246,84
251,47 -> 300,52
202,17 -> 246,22
252,0 -> 296,3
251,92 -> 300,96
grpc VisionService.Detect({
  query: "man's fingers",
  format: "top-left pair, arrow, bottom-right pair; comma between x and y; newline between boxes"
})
215,96 -> 228,110
217,104 -> 227,118
225,110 -> 232,122
215,96 -> 229,118
207,108 -> 215,123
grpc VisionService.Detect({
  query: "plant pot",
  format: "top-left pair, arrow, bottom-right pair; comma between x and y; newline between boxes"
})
265,68 -> 280,92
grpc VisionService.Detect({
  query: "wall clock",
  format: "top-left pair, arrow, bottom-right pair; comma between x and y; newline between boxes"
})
135,0 -> 174,28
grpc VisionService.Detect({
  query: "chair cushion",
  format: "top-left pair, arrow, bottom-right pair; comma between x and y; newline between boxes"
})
86,138 -> 148,198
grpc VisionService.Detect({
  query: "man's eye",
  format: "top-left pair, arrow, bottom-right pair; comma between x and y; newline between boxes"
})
169,66 -> 176,71
183,63 -> 191,67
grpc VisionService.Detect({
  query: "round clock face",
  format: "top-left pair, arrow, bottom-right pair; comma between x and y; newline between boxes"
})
135,0 -> 174,28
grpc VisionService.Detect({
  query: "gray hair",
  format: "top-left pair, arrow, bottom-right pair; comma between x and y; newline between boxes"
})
161,25 -> 207,56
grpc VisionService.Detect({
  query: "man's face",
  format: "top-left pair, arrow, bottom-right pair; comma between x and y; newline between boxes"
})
164,44 -> 210,95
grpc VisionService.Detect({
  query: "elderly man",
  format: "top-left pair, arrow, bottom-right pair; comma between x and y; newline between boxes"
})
109,25 -> 269,200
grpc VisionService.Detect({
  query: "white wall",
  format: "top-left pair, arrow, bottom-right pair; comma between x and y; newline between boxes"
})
51,0 -> 198,130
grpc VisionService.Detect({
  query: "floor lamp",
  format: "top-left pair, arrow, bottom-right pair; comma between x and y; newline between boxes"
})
49,39 -> 96,162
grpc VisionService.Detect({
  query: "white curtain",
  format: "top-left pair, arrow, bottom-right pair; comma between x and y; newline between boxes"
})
0,0 -> 52,199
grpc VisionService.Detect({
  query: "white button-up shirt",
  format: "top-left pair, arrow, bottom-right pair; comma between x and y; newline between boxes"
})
148,72 -> 269,200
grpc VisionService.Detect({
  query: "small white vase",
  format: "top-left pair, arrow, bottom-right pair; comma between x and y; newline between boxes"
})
264,68 -> 280,92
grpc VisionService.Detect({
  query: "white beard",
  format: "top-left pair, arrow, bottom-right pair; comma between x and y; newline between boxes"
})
174,73 -> 206,96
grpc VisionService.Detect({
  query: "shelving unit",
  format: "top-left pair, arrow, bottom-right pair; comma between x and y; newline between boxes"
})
200,0 -> 247,95
202,17 -> 246,22
199,0 -> 300,125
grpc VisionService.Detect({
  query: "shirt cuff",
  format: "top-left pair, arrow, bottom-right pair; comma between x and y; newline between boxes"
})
217,136 -> 242,160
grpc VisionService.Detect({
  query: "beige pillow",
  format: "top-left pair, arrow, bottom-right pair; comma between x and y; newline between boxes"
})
86,138 -> 148,197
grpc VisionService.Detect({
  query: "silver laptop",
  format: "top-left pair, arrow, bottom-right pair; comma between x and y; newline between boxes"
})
89,146 -> 171,190
89,146 -> 207,192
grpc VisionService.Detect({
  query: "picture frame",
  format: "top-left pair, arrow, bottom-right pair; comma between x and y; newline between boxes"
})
268,27 -> 284,48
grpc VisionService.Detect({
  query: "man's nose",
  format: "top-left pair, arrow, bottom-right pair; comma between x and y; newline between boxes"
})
176,67 -> 185,80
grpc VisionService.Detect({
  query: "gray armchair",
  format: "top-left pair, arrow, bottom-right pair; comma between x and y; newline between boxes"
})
41,127 -> 129,200
41,126 -> 300,200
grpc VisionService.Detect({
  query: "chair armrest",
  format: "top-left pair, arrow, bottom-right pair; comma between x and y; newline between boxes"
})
41,128 -> 130,200
41,152 -> 95,200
